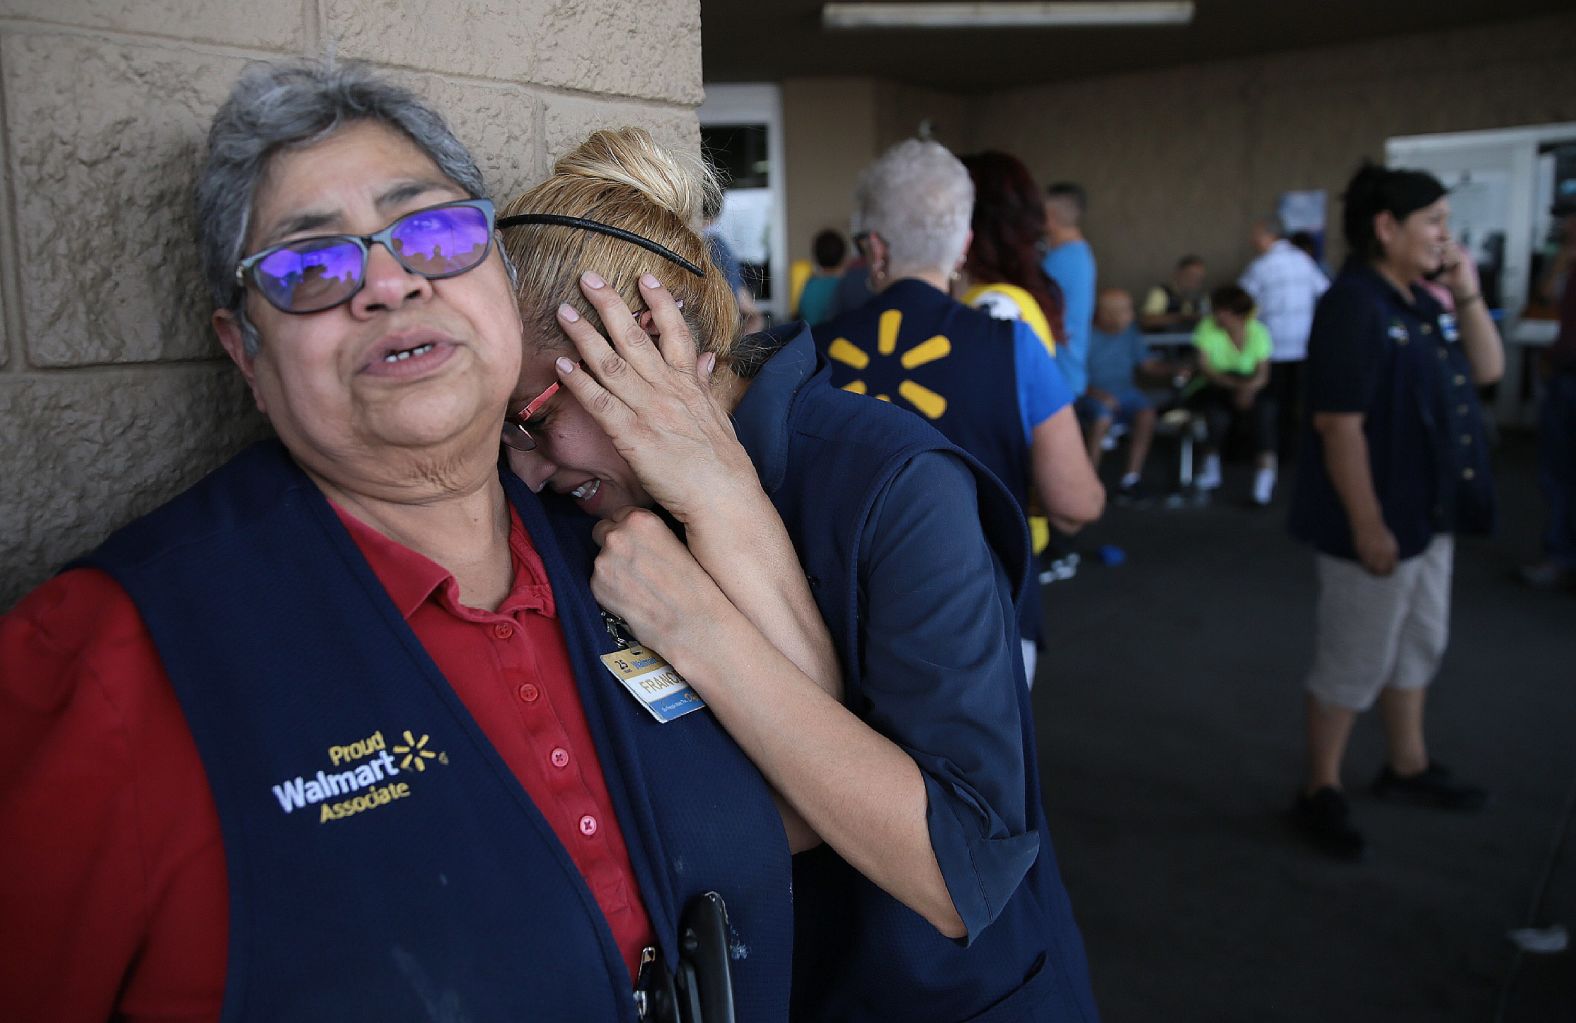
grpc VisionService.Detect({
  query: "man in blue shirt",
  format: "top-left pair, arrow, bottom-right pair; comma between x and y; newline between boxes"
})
1041,182 -> 1097,398
1080,288 -> 1189,499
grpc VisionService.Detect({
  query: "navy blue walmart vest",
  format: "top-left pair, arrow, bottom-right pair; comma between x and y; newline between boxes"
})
79,440 -> 791,1022
748,337 -> 1099,1021
813,279 -> 1043,647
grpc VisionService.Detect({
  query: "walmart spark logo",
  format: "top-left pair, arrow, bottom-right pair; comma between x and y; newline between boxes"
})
827,308 -> 952,419
392,730 -> 445,772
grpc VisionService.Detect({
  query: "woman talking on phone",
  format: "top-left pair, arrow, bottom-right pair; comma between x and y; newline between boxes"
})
1288,162 -> 1503,861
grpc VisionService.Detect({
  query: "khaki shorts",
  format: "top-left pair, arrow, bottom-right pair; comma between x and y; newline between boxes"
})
1305,535 -> 1454,711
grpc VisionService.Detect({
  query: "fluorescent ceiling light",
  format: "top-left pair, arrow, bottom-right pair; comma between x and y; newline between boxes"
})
822,2 -> 1195,30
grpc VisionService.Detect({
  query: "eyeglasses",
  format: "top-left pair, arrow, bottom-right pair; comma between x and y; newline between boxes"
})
235,198 -> 497,314
501,379 -> 561,452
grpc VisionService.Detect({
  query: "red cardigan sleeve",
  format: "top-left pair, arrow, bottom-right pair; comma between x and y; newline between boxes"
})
0,569 -> 226,1022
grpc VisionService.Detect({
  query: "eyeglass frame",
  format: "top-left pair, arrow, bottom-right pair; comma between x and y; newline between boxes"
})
501,379 -> 562,452
233,198 -> 498,315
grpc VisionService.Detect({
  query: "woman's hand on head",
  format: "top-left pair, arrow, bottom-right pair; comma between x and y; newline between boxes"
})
552,271 -> 761,525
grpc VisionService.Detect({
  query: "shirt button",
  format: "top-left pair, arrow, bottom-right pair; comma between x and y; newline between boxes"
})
1421,323 -> 1434,335
551,747 -> 570,768
1437,349 -> 1448,360
1457,403 -> 1469,415
579,814 -> 598,837
1461,434 -> 1472,445
1397,336 -> 1409,346
1454,374 -> 1466,386
517,683 -> 539,703
1462,468 -> 1476,481
492,622 -> 514,640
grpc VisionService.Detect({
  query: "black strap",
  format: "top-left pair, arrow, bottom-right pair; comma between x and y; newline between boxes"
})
499,212 -> 706,278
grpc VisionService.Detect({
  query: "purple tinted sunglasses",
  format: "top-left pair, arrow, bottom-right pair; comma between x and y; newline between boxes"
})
234,198 -> 497,314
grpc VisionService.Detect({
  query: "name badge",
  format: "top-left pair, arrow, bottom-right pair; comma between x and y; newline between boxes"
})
1439,312 -> 1460,344
600,644 -> 707,724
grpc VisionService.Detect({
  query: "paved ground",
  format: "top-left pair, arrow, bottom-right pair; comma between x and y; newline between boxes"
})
1032,433 -> 1574,1023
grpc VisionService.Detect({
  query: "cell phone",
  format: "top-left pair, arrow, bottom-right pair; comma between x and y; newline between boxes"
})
677,892 -> 736,1023
633,892 -> 737,1023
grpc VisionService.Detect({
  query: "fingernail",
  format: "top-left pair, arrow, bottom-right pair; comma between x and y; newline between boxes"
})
558,303 -> 580,322
641,273 -> 662,289
556,356 -> 575,374
582,271 -> 606,289
674,298 -> 685,310
704,353 -> 716,376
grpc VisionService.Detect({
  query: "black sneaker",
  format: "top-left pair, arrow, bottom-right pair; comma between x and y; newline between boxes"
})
1291,786 -> 1366,861
1371,762 -> 1488,811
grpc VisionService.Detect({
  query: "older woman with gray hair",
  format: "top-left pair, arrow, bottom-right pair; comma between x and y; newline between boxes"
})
0,58 -> 794,1020
813,139 -> 1103,684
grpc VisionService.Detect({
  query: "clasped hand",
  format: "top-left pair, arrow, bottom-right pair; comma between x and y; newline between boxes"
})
591,505 -> 724,662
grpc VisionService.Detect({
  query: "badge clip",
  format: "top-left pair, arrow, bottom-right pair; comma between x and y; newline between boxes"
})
599,611 -> 707,724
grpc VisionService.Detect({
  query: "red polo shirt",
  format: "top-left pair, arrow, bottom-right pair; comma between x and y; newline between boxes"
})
0,502 -> 654,1022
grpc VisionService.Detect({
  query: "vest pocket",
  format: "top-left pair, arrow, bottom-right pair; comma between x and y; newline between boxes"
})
958,952 -> 1057,1022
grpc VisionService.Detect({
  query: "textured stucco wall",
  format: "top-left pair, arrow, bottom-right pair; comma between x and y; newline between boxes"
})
777,13 -> 1576,305
970,12 -> 1576,297
781,78 -> 972,270
783,78 -> 878,272
0,0 -> 702,610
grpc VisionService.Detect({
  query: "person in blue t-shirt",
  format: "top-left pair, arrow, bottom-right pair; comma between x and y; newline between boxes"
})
1079,288 -> 1191,499
1041,182 -> 1097,398
794,228 -> 846,327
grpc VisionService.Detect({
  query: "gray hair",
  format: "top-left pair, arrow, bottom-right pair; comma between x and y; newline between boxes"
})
196,57 -> 492,355
852,139 -> 973,277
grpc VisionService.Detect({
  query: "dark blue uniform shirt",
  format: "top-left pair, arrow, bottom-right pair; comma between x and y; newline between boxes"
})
732,332 -> 1035,935
1289,263 -> 1495,560
730,327 -> 1099,1021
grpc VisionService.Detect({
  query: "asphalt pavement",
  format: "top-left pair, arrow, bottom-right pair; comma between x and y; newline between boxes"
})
1032,432 -> 1574,1023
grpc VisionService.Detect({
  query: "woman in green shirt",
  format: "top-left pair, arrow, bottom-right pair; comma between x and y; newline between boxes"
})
1190,284 -> 1278,504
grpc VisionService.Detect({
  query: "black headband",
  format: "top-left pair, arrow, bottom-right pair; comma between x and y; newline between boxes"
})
497,212 -> 706,278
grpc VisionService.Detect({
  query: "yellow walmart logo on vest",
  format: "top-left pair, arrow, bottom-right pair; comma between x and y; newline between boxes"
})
270,729 -> 449,824
827,308 -> 952,419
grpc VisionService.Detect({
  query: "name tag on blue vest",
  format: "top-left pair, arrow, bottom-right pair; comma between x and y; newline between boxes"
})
601,644 -> 707,723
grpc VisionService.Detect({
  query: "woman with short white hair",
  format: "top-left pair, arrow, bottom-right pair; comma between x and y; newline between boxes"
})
815,138 -> 1103,682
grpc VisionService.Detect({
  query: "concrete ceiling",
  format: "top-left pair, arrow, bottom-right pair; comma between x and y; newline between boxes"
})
700,0 -> 1570,92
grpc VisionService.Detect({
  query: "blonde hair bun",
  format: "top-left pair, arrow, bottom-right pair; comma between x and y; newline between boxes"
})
501,126 -> 742,359
551,127 -> 721,233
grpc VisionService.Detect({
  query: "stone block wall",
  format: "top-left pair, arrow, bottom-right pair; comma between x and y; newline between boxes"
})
0,0 -> 702,609
969,12 -> 1576,296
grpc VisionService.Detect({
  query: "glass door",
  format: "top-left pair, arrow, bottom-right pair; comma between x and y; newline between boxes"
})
698,84 -> 788,324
